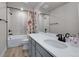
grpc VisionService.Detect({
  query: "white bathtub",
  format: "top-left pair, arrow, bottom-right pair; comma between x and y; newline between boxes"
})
8,35 -> 27,48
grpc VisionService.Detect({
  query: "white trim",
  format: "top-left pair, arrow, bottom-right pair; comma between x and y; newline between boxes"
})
0,47 -> 7,57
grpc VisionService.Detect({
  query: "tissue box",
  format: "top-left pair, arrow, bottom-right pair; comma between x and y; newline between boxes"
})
67,37 -> 79,47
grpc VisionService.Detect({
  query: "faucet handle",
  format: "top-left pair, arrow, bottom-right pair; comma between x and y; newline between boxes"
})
65,33 -> 71,38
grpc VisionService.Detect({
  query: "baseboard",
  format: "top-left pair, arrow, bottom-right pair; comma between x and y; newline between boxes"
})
0,48 -> 7,57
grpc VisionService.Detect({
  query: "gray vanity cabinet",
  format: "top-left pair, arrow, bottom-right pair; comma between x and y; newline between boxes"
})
29,37 -> 36,57
36,42 -> 53,57
36,50 -> 42,57
29,36 -> 54,57
31,39 -> 36,57
31,44 -> 35,57
28,37 -> 32,56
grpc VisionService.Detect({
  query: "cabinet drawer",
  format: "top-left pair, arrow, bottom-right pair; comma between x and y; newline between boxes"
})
28,37 -> 35,46
31,39 -> 36,46
36,42 -> 53,57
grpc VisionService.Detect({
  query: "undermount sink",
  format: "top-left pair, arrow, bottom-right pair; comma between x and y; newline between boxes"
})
44,39 -> 67,49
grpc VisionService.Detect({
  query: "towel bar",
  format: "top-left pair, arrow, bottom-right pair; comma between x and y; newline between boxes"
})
0,19 -> 8,23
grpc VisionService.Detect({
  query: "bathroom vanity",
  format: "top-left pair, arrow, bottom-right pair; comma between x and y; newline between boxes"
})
29,36 -> 54,57
28,32 -> 79,57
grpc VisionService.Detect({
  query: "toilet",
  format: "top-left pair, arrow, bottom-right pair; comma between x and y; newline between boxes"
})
22,39 -> 29,50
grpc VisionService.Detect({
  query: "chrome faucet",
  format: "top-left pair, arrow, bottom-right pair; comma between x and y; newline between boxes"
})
56,34 -> 66,42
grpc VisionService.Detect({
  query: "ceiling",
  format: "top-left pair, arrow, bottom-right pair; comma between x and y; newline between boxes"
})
7,2 -> 41,11
7,2 -> 68,14
39,2 -> 67,13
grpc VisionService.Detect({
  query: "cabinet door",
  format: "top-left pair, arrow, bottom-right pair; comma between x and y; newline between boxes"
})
28,37 -> 32,56
36,42 -> 53,57
32,39 -> 35,57
31,45 -> 35,57
36,50 -> 42,57
29,38 -> 36,57
31,39 -> 36,46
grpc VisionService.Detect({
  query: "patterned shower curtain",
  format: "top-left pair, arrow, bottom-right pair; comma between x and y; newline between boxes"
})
26,10 -> 36,34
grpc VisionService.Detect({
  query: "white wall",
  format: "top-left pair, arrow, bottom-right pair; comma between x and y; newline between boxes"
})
39,14 -> 49,32
0,2 -> 7,56
36,12 -> 50,32
49,2 -> 79,34
8,8 -> 27,35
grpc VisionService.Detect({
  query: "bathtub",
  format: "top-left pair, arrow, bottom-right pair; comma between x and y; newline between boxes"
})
8,35 -> 27,48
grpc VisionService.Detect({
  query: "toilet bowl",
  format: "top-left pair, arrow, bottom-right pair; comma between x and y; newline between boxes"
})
22,39 -> 29,50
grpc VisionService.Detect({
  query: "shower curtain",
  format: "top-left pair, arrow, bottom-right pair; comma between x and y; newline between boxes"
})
26,10 -> 36,34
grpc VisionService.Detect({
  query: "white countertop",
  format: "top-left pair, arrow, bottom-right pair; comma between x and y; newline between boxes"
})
29,32 -> 79,57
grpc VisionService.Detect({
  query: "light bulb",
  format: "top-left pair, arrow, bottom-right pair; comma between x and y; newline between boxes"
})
20,8 -> 23,11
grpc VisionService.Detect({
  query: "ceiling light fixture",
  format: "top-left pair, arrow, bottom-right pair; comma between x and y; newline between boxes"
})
20,8 -> 24,11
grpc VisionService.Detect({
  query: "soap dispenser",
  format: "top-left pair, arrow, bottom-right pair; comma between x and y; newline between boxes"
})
45,28 -> 47,33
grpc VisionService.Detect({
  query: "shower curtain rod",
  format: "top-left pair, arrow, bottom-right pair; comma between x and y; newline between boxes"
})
7,7 -> 34,12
